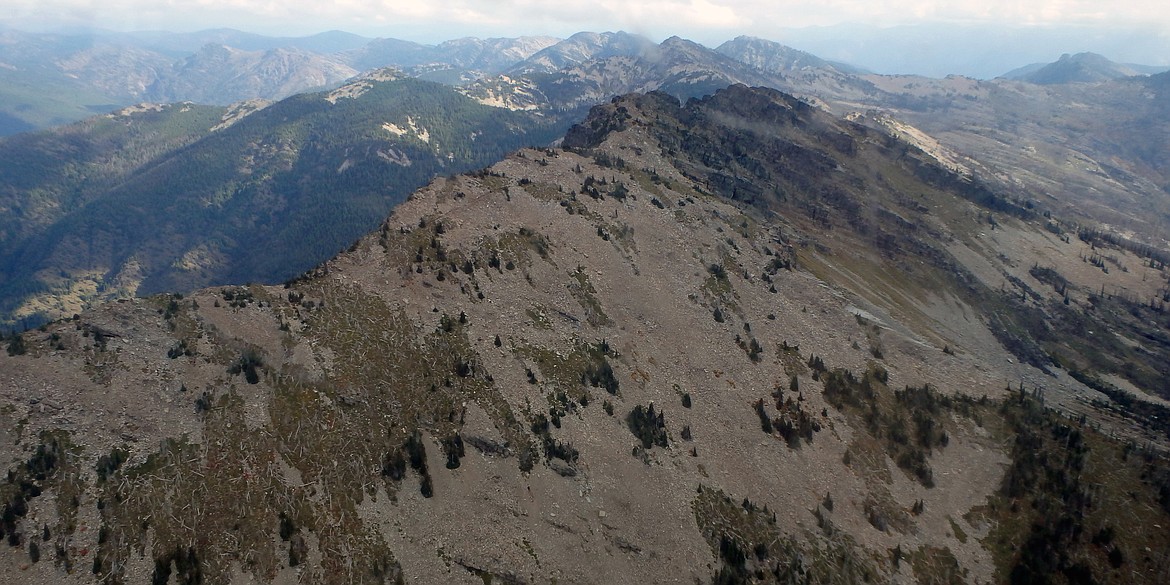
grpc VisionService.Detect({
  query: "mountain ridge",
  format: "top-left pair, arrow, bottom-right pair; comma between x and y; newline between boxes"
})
5,29 -> 1170,336
2,83 -> 1169,584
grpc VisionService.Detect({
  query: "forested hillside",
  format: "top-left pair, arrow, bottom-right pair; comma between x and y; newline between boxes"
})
0,75 -> 566,328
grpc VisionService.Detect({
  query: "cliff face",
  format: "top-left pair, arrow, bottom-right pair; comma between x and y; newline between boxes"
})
2,85 -> 1169,584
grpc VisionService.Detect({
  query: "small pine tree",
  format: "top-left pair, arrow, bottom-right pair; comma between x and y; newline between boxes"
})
6,333 -> 27,356
748,338 -> 764,362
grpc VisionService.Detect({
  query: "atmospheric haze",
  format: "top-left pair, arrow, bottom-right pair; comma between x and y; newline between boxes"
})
3,1 -> 1170,83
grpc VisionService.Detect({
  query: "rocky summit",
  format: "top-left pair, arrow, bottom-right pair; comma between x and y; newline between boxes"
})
2,85 -> 1169,584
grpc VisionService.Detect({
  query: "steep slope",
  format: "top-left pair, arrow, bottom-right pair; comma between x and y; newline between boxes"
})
0,102 -> 226,248
2,85 -> 1168,585
0,74 -> 566,328
860,72 -> 1170,244
568,87 -> 1170,397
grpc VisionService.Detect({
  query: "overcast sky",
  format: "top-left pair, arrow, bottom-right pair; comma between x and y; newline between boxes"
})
5,0 -> 1169,43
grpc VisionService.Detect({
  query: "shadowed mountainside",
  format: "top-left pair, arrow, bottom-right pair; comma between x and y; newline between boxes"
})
0,74 -> 566,327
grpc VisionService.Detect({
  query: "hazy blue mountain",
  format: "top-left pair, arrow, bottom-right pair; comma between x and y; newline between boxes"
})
144,44 -> 357,104
1000,52 -> 1168,83
771,22 -> 1170,79
0,30 -> 133,132
714,36 -> 839,74
506,31 -> 658,75
335,37 -> 433,71
339,36 -> 558,75
0,29 -> 369,134
117,28 -> 374,56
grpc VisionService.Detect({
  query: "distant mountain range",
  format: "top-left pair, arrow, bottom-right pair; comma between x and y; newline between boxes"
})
2,29 -> 1170,330
0,29 -> 562,134
4,27 -> 1169,136
505,31 -> 657,75
768,22 -> 1170,79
